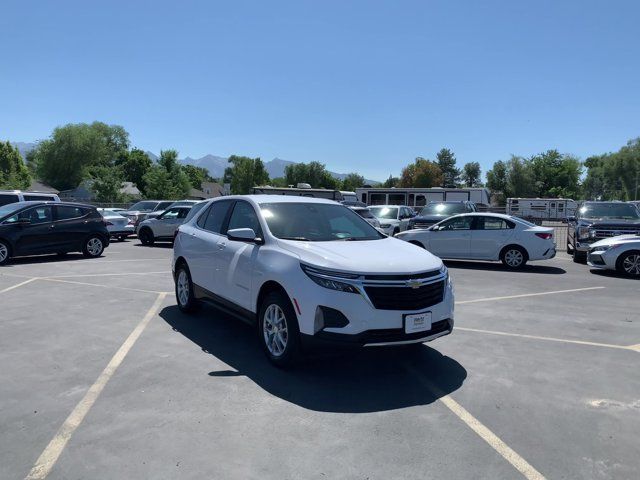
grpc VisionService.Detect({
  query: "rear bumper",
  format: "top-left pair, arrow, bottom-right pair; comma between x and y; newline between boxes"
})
301,318 -> 454,349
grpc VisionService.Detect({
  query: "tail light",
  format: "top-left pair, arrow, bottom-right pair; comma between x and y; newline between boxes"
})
535,232 -> 553,240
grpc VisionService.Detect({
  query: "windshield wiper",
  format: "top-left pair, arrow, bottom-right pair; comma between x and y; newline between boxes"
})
279,236 -> 311,241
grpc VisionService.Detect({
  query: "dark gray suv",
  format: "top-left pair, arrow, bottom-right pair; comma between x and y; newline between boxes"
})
408,201 -> 477,229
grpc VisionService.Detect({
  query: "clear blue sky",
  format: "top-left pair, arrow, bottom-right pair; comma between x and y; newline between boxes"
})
1,0 -> 639,181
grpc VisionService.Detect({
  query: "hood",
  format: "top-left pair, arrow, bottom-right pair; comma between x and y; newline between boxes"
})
591,234 -> 640,248
580,218 -> 640,226
412,214 -> 448,223
276,237 -> 442,274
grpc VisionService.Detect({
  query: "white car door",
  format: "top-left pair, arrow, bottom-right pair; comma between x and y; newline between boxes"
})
181,200 -> 234,292
154,208 -> 182,237
215,200 -> 262,311
428,216 -> 473,258
398,207 -> 411,231
469,216 -> 516,259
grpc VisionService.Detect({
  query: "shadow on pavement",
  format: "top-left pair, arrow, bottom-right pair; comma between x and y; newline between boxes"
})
6,253 -> 94,266
160,305 -> 467,413
444,259 -> 566,275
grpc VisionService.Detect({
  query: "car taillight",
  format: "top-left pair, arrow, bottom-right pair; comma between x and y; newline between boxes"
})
535,232 -> 553,240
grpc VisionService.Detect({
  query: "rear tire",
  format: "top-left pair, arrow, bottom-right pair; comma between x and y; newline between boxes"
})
139,228 -> 155,246
501,245 -> 528,270
175,263 -> 199,313
83,236 -> 104,258
616,251 -> 640,277
572,248 -> 587,264
0,240 -> 11,266
258,291 -> 301,368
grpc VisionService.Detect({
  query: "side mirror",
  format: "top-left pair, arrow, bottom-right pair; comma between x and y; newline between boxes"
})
227,228 -> 262,244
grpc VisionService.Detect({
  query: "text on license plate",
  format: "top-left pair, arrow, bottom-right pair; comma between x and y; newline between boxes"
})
404,312 -> 432,334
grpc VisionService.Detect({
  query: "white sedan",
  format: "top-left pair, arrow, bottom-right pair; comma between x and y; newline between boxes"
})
587,235 -> 640,277
395,213 -> 556,269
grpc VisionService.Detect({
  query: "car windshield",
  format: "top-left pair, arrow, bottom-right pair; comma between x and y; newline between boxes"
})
260,202 -> 383,241
421,203 -> 468,215
0,202 -> 27,220
353,208 -> 375,219
369,206 -> 398,219
128,201 -> 158,211
580,204 -> 640,219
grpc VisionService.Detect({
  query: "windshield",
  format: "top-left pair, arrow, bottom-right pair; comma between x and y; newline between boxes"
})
260,202 -> 383,241
369,206 -> 399,220
580,203 -> 640,219
353,208 -> 375,219
421,203 -> 468,215
0,202 -> 27,220
128,201 -> 158,211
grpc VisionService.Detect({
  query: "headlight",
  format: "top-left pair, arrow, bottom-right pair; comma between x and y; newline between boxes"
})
380,223 -> 392,228
300,264 -> 360,293
578,226 -> 591,239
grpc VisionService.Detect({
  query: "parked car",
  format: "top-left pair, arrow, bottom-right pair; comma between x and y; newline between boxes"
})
141,200 -> 202,222
0,190 -> 60,207
182,200 -> 209,224
408,201 -> 477,229
396,213 -> 555,269
368,205 -> 414,236
567,201 -> 640,263
587,235 -> 640,277
173,196 -> 454,367
138,205 -> 193,245
349,206 -> 381,228
98,209 -> 134,241
0,201 -> 109,265
121,200 -> 174,228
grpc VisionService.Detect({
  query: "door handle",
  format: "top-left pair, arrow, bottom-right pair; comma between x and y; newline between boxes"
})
49,224 -> 55,229
218,242 -> 226,250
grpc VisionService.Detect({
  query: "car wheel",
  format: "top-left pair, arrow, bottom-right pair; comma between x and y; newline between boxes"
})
83,236 -> 104,258
118,235 -> 127,242
572,248 -> 586,264
501,246 -> 528,270
139,228 -> 155,246
258,291 -> 301,368
175,263 -> 199,313
616,251 -> 640,277
0,240 -> 11,266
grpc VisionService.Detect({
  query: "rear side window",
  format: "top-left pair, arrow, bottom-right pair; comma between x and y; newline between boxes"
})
0,194 -> 20,206
157,201 -> 173,210
24,194 -> 56,201
476,217 -> 515,230
201,200 -> 233,234
56,206 -> 87,220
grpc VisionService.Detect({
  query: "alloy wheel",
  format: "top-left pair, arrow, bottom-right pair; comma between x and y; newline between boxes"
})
263,304 -> 288,357
504,249 -> 523,267
177,269 -> 190,306
622,254 -> 640,276
0,243 -> 8,263
87,238 -> 103,256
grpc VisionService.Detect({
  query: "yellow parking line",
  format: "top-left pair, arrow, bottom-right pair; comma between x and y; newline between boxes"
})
408,366 -> 546,480
25,292 -> 167,480
456,286 -> 605,305
0,277 -> 39,294
456,327 -> 638,352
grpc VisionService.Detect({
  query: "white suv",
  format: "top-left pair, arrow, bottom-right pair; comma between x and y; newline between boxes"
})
172,196 -> 454,366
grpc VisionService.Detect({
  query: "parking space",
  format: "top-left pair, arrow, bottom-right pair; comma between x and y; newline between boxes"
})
1,240 -> 638,479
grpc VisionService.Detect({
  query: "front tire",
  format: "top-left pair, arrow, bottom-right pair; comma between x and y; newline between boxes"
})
83,236 -> 104,258
616,251 -> 640,277
501,245 -> 528,270
0,240 -> 11,266
139,228 -> 155,246
175,263 -> 199,313
572,248 -> 587,264
258,291 -> 301,368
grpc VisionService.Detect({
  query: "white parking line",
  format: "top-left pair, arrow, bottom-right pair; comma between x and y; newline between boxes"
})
408,366 -> 546,480
41,277 -> 170,295
0,277 -> 39,294
25,292 -> 167,480
456,327 -> 639,352
456,286 -> 605,305
46,271 -> 169,279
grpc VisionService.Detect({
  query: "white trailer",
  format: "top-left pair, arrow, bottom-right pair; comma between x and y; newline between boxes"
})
506,198 -> 577,220
355,187 -> 491,208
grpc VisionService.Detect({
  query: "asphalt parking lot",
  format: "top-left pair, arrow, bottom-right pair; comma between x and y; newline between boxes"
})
1,241 -> 638,480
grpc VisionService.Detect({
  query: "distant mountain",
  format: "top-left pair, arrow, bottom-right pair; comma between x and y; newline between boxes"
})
11,142 -> 37,159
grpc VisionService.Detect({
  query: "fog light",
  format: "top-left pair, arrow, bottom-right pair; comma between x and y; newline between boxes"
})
314,306 -> 349,332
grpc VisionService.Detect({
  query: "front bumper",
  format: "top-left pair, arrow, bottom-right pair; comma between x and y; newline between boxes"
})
587,249 -> 616,270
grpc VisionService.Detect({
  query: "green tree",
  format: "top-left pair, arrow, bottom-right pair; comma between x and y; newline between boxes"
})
183,164 -> 213,190
270,177 -> 289,187
87,165 -> 126,203
0,141 -> 31,189
284,161 -> 338,189
461,162 -> 482,187
382,175 -> 400,188
116,148 -> 152,194
506,156 -> 535,198
142,149 -> 191,199
224,155 -> 270,194
528,150 -> 581,198
436,148 -> 460,187
486,160 -> 508,204
341,173 -> 365,191
400,157 -> 443,188
31,121 -> 130,190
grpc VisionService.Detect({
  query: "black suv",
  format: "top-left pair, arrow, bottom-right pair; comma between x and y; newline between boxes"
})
408,201 -> 477,229
567,201 -> 640,263
0,201 -> 109,265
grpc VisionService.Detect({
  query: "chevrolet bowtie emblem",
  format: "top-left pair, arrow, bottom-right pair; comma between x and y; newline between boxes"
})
406,279 -> 422,289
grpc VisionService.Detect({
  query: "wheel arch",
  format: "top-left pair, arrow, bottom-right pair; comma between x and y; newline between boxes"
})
408,240 -> 425,249
615,249 -> 640,273
256,280 -> 294,317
